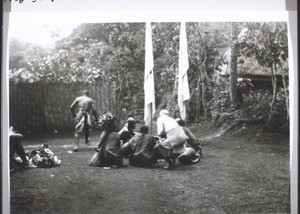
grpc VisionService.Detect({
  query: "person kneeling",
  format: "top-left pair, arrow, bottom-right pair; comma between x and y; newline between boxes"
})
89,114 -> 123,167
175,118 -> 202,156
156,110 -> 190,169
119,125 -> 157,168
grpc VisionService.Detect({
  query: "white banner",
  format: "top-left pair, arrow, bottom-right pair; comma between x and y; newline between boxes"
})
178,22 -> 190,120
144,22 -> 155,125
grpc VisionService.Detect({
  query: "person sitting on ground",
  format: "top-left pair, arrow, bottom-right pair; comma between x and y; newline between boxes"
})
9,126 -> 29,170
156,109 -> 189,169
70,89 -> 99,151
119,125 -> 158,167
90,114 -> 123,167
175,118 -> 202,155
118,117 -> 136,145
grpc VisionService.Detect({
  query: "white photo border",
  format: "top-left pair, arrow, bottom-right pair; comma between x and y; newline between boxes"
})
2,1 -> 297,214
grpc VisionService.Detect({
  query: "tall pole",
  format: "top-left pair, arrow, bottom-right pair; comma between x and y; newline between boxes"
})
150,104 -> 153,134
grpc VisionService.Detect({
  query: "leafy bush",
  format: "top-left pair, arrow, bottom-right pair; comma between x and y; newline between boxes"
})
208,87 -> 288,134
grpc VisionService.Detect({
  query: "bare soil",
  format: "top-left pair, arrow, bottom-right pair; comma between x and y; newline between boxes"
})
10,122 -> 290,214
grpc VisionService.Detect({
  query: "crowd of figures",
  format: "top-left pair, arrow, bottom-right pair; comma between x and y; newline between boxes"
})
69,90 -> 202,169
9,90 -> 202,171
9,111 -> 201,171
88,110 -> 202,169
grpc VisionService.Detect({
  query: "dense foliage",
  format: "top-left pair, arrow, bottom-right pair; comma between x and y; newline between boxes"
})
9,22 -> 289,133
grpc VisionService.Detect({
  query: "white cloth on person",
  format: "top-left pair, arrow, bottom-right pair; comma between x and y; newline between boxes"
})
157,114 -> 179,136
156,112 -> 189,153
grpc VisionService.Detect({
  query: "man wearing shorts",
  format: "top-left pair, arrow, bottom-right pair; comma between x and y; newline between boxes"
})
70,90 -> 98,151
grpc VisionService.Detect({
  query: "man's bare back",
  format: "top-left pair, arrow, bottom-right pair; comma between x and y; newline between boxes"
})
70,89 -> 98,119
71,95 -> 94,114
70,90 -> 98,150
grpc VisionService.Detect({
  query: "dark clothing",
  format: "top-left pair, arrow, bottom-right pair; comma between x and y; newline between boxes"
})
118,122 -> 135,144
182,126 -> 201,151
89,132 -> 123,167
120,134 -> 158,167
119,131 -> 135,144
10,133 -> 28,168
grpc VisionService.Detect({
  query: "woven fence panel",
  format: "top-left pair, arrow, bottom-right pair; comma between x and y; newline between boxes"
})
9,81 -> 116,135
9,82 -> 45,134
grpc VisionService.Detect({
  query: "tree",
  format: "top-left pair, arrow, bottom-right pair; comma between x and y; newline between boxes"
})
9,39 -> 49,83
11,22 -> 288,128
186,23 -> 225,122
229,22 -> 239,107
238,22 -> 288,123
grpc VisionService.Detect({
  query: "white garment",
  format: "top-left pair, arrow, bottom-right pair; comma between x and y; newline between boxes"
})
75,114 -> 91,132
157,115 -> 179,136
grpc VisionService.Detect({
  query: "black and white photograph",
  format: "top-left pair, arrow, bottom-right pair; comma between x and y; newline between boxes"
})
2,1 -> 298,213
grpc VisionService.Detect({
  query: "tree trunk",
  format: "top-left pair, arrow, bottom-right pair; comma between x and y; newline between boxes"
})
201,79 -> 207,120
268,64 -> 278,123
229,23 -> 238,107
196,75 -> 202,122
281,69 -> 289,122
116,70 -> 125,120
114,82 -> 118,117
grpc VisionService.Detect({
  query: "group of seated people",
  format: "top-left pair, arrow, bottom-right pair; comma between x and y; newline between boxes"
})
90,109 -> 202,169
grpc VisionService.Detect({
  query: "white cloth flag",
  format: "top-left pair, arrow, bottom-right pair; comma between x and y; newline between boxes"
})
144,22 -> 155,125
178,22 -> 190,120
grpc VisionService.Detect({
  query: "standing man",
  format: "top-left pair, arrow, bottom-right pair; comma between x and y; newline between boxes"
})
70,89 -> 98,151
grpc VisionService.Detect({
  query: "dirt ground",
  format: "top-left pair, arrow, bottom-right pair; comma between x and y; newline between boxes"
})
10,122 -> 290,214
